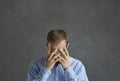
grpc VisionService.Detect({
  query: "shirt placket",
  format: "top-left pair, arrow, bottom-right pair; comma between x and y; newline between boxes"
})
55,65 -> 59,81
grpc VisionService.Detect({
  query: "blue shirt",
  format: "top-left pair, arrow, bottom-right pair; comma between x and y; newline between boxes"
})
26,56 -> 89,81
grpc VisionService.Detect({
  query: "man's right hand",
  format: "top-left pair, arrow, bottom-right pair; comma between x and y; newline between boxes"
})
45,46 -> 60,70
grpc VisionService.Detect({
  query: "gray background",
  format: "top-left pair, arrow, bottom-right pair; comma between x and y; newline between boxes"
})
0,0 -> 120,81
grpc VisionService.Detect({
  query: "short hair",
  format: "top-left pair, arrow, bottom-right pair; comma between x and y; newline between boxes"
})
47,29 -> 69,44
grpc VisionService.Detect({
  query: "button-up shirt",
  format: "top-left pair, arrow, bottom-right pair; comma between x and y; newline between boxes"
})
26,56 -> 89,81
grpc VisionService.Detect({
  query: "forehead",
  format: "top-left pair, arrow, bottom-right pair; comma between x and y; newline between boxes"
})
49,40 -> 66,49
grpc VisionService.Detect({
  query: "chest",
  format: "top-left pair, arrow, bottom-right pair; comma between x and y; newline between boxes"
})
47,66 -> 68,81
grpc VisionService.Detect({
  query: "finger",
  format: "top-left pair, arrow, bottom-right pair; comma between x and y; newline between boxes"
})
54,55 -> 61,63
53,53 -> 60,60
58,55 -> 66,62
51,54 -> 60,62
54,59 -> 59,63
55,57 -> 61,63
64,47 -> 69,56
59,48 -> 67,59
48,49 -> 57,61
58,58 -> 62,63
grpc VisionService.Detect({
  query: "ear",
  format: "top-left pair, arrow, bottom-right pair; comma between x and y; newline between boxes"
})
46,43 -> 51,49
66,42 -> 70,48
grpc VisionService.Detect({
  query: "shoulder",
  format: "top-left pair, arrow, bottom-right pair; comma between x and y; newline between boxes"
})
70,56 -> 83,64
69,56 -> 88,77
29,56 -> 46,68
69,56 -> 84,69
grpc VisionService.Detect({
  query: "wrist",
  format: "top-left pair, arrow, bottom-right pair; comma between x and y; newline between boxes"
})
64,65 -> 70,70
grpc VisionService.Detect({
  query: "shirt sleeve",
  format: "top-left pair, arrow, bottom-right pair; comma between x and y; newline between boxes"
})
25,60 -> 51,81
64,62 -> 89,81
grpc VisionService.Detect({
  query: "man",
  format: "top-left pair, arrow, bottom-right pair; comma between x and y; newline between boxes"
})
26,29 -> 89,81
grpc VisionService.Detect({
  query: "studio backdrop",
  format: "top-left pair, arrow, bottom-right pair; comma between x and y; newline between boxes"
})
0,0 -> 120,81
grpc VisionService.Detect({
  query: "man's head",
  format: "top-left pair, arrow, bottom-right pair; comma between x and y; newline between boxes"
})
46,29 -> 69,53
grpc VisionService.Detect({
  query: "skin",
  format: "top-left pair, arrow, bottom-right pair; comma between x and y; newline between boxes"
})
45,40 -> 70,70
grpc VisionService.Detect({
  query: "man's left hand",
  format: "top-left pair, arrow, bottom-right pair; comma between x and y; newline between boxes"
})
58,47 -> 70,70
